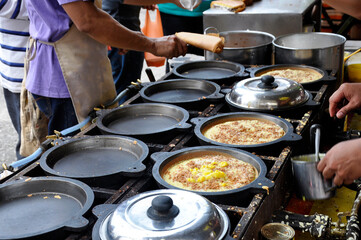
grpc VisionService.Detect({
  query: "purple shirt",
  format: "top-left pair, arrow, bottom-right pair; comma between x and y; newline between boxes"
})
25,0 -> 90,98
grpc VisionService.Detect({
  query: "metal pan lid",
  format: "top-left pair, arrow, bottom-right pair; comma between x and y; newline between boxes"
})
226,75 -> 309,111
102,189 -> 229,240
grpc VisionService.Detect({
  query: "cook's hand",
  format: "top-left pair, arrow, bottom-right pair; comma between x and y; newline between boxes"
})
317,138 -> 361,186
329,83 -> 361,119
152,35 -> 187,59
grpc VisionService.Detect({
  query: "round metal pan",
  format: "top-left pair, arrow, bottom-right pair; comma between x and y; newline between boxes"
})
139,79 -> 224,109
96,103 -> 192,143
151,146 -> 274,206
191,112 -> 302,152
172,60 -> 248,84
247,64 -> 336,89
0,176 -> 94,240
40,135 -> 148,188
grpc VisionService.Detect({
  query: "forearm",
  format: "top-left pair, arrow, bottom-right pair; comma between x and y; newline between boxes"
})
323,0 -> 361,20
62,1 -> 155,53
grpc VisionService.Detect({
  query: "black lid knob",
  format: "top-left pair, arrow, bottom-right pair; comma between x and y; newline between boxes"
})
258,75 -> 278,89
147,196 -> 179,221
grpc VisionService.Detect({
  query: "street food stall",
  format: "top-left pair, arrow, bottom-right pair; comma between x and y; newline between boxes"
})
1,1 -> 361,240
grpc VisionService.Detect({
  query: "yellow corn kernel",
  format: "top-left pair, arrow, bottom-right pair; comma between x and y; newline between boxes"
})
187,178 -> 195,183
197,176 -> 206,183
213,170 -> 226,178
205,175 -> 213,180
221,183 -> 227,187
219,161 -> 228,167
207,164 -> 215,169
202,169 -> 213,176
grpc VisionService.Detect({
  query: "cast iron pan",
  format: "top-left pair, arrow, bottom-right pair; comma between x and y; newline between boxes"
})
172,60 -> 249,84
139,79 -> 224,109
151,146 -> 274,206
96,103 -> 192,143
40,135 -> 148,188
0,176 -> 94,240
247,64 -> 336,89
191,112 -> 302,152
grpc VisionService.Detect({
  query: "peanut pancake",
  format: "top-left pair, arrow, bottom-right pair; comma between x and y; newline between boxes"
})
203,119 -> 285,145
162,152 -> 258,192
259,68 -> 322,83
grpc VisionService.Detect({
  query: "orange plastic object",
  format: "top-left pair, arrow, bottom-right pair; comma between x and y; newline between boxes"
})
142,8 -> 166,67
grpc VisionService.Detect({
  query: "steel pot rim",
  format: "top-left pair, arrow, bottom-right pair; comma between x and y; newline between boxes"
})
273,32 -> 347,50
221,30 -> 275,50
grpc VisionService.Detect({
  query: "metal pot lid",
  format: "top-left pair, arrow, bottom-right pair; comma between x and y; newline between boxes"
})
102,189 -> 229,240
226,75 -> 309,110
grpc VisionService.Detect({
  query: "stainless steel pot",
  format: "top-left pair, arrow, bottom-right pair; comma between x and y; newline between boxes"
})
92,189 -> 231,240
273,32 -> 346,83
205,30 -> 275,65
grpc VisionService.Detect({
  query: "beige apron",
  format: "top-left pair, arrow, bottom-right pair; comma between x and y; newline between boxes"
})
39,25 -> 117,123
20,38 -> 48,156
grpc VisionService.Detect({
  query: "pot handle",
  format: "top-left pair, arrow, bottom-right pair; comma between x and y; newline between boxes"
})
236,71 -> 250,79
64,216 -> 89,231
206,92 -> 224,101
250,177 -> 274,194
190,117 -> 205,125
283,132 -> 302,142
204,26 -> 219,35
174,122 -> 192,131
304,94 -> 320,108
92,204 -> 118,219
220,88 -> 231,94
150,151 -> 174,163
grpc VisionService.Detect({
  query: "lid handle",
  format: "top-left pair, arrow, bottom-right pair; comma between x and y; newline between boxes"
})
258,75 -> 278,89
147,196 -> 179,221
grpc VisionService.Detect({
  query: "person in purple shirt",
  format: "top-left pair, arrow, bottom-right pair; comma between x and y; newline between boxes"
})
24,0 -> 188,136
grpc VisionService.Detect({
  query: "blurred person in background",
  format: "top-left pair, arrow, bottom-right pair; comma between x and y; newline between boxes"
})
24,0 -> 187,139
0,0 -> 29,160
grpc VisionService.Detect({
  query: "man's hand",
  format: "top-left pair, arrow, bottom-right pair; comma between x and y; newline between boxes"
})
329,82 -> 361,119
317,138 -> 361,186
151,35 -> 187,58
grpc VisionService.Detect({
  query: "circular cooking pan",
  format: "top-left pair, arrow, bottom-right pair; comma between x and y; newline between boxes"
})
247,64 -> 336,89
191,112 -> 302,152
172,60 -> 248,84
151,146 -> 274,206
40,135 -> 148,188
139,79 -> 224,109
0,176 -> 94,240
96,103 -> 192,143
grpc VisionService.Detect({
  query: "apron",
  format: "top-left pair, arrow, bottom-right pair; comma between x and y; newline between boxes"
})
39,25 -> 117,123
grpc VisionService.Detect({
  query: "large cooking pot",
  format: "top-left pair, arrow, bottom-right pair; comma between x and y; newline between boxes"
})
247,64 -> 337,89
39,135 -> 149,188
191,112 -> 302,152
92,189 -> 232,240
172,60 -> 248,84
151,146 -> 273,205
139,79 -> 224,109
96,103 -> 191,143
273,32 -> 346,83
0,176 -> 94,240
205,30 -> 275,65
223,75 -> 319,116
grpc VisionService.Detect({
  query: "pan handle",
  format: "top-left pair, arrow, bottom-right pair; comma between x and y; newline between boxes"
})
321,74 -> 336,83
92,204 -> 118,219
236,71 -> 250,79
250,177 -> 274,194
206,92 -> 224,101
64,216 -> 89,231
174,122 -> 192,130
282,132 -> 302,142
150,151 -> 174,163
190,117 -> 205,125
